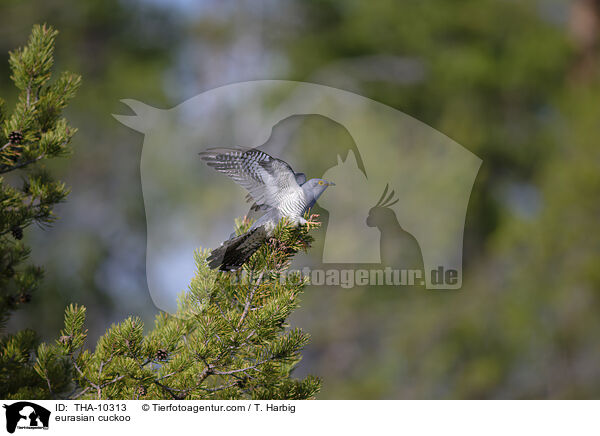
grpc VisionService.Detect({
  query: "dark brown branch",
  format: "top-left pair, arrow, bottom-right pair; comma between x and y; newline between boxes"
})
0,154 -> 45,174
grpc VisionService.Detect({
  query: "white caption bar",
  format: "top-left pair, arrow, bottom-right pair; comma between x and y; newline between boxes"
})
1,400 -> 597,435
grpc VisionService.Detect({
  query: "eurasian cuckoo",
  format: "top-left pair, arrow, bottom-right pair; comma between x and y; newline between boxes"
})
199,147 -> 334,271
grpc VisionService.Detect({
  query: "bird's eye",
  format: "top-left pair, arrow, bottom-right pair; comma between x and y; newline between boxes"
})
318,180 -> 324,185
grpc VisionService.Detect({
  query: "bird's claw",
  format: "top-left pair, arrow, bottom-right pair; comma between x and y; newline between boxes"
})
305,213 -> 321,230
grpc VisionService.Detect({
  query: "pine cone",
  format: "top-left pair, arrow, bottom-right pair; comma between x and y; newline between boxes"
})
155,349 -> 168,361
8,131 -> 23,145
11,226 -> 23,240
236,376 -> 249,388
137,386 -> 147,397
19,293 -> 31,304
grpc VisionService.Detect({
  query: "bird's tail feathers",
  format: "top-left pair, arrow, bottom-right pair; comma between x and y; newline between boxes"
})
207,226 -> 268,271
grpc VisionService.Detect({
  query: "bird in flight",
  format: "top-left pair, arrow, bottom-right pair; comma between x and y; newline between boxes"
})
199,147 -> 335,271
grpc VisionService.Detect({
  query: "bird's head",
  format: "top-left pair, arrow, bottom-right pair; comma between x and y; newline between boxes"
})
304,178 -> 335,200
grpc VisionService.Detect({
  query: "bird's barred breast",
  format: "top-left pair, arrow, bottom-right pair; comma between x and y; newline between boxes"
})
277,186 -> 308,221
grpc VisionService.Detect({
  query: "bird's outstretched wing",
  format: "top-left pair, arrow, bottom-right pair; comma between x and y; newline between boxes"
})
199,147 -> 301,209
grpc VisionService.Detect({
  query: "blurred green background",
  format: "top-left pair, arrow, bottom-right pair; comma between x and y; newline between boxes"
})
2,0 -> 600,398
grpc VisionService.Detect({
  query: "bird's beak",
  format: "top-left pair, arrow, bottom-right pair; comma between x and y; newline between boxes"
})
327,181 -> 336,186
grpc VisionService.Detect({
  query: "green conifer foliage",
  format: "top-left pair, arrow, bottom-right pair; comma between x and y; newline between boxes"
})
1,24 -> 80,399
41,220 -> 321,399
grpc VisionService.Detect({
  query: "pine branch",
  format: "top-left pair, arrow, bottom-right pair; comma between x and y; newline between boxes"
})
0,24 -> 80,326
0,25 -> 80,400
237,271 -> 264,329
37,219 -> 321,400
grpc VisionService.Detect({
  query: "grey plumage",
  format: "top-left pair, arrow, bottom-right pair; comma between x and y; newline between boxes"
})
199,147 -> 334,271
245,172 -> 306,213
